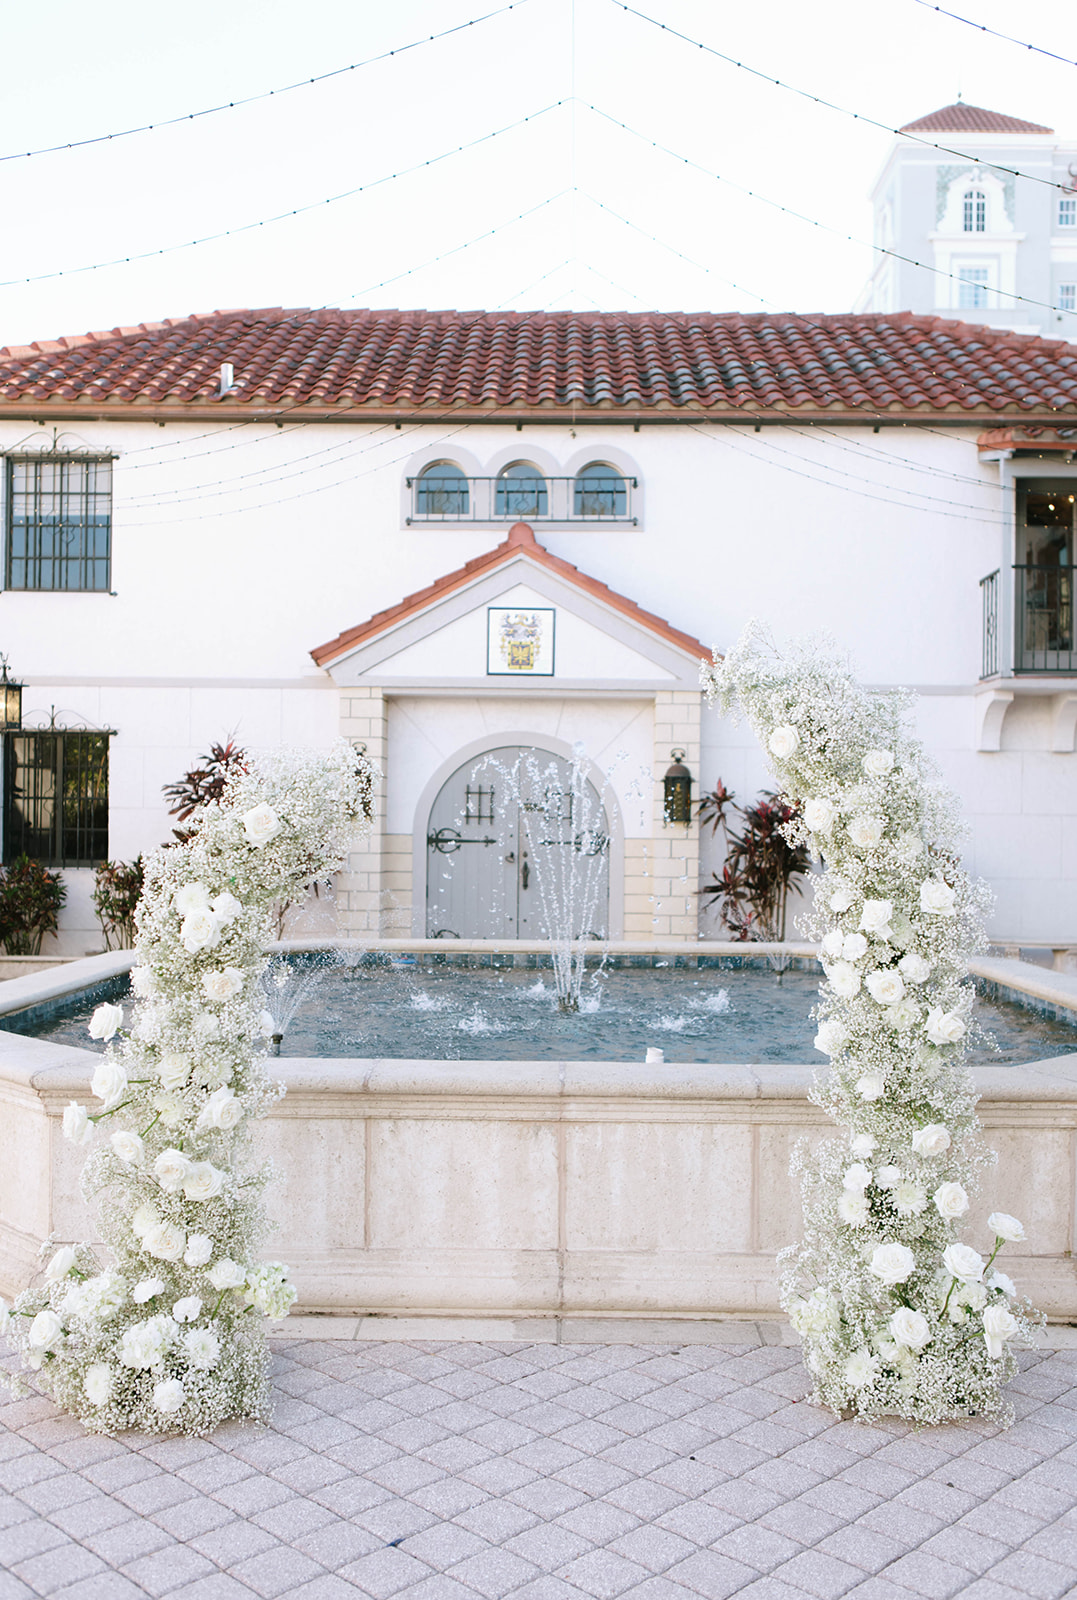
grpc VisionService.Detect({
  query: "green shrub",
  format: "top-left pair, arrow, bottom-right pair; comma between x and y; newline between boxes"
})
0,856 -> 66,955
93,857 -> 144,950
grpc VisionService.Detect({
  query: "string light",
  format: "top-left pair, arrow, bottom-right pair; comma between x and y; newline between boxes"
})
610,0 -> 1072,194
0,3 -> 531,164
0,103 -> 565,288
909,0 -> 1077,71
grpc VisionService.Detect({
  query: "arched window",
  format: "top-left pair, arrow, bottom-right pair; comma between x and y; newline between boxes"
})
496,463 -> 547,518
416,461 -> 469,516
963,190 -> 986,233
574,463 -> 628,518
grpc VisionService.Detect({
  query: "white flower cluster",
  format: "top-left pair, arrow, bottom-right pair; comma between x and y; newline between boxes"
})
703,626 -> 1041,1424
1,743 -> 373,1435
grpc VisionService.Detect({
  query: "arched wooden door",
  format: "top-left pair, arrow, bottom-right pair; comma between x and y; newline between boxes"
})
425,745 -> 610,939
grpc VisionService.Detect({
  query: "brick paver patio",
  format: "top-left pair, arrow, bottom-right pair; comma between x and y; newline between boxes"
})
3,1330 -> 1077,1600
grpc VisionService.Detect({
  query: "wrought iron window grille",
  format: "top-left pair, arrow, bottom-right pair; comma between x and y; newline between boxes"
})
3,725 -> 113,867
5,454 -> 113,592
979,565 -> 1076,677
406,475 -> 637,524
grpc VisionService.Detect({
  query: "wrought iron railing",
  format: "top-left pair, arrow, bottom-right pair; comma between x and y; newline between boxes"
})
980,568 -> 999,679
406,475 -> 637,524
980,565 -> 1076,676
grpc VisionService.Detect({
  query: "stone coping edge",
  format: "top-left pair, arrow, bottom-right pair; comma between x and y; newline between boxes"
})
268,1313 -> 1077,1348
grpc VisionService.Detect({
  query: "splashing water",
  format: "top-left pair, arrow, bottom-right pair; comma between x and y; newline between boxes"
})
655,1014 -> 689,1032
458,1008 -> 505,1036
409,991 -> 450,1012
688,990 -> 732,1014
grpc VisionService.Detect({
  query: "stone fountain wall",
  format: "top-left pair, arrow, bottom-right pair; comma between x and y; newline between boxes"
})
3,1029 -> 1076,1324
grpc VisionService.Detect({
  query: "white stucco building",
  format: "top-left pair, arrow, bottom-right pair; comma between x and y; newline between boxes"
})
857,100 -> 1077,340
0,306 -> 1074,952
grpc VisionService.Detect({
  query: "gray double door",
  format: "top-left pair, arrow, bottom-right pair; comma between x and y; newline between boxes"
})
425,745 -> 609,940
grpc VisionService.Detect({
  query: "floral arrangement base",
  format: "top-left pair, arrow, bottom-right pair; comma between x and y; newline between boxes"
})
703,626 -> 1041,1426
1,743 -> 374,1434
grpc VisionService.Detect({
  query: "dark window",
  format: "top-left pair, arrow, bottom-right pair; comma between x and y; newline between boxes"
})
6,456 -> 112,591
574,464 -> 628,517
496,464 -> 547,518
4,731 -> 109,866
416,462 -> 469,516
963,189 -> 986,232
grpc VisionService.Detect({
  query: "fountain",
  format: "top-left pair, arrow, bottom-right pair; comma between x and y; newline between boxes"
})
477,746 -> 613,1012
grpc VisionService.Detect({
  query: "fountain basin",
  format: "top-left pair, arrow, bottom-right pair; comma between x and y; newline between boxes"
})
3,1019 -> 1076,1325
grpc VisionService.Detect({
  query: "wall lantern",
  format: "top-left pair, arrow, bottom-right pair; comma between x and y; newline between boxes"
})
0,657 -> 22,731
663,748 -> 692,825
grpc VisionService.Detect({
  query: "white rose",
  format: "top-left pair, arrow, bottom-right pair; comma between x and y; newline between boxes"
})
172,1296 -> 202,1323
207,1258 -> 246,1291
181,906 -> 221,955
158,1053 -> 192,1091
203,967 -> 244,1003
958,1280 -> 988,1313
883,999 -> 921,1031
862,749 -> 895,778
944,1243 -> 984,1282
898,953 -> 932,985
988,1270 -> 1016,1297
875,1165 -> 900,1190
869,1242 -> 916,1286
826,961 -> 861,999
183,1162 -> 225,1201
184,1234 -> 214,1268
154,1148 -> 195,1193
768,725 -> 799,759
838,1191 -> 870,1225
933,1182 -> 969,1219
804,797 -> 836,835
895,830 -> 924,861
194,1011 -> 221,1040
183,1328 -> 221,1371
211,891 -> 242,925
843,1163 -> 872,1192
45,1245 -> 78,1283
130,966 -> 156,997
175,883 -> 211,915
821,929 -> 845,959
850,1134 -> 876,1158
925,1008 -> 965,1047
866,969 -> 905,1006
859,900 -> 893,940
88,1002 -> 124,1042
257,1009 -> 276,1038
856,1072 -> 886,1101
844,1348 -> 880,1388
920,879 -> 956,917
983,1302 -> 1019,1359
84,1363 -> 114,1406
144,1222 -> 186,1262
154,1094 -> 187,1128
889,1308 -> 931,1350
988,1212 -> 1026,1243
90,1059 -> 128,1111
62,1102 -> 93,1145
30,1309 -> 63,1350
814,1020 -> 848,1056
842,932 -> 869,961
196,1087 -> 243,1132
828,885 -> 856,913
132,1276 -> 166,1303
892,1180 -> 928,1215
848,814 -> 885,849
242,801 -> 282,847
111,1129 -> 144,1164
911,1124 -> 951,1157
153,1378 -> 186,1415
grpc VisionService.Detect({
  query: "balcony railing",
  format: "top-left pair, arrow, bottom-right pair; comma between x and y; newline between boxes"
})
980,564 -> 1076,676
406,475 -> 637,525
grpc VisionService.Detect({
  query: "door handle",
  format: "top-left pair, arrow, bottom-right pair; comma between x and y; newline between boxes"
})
521,861 -> 530,889
503,851 -> 515,863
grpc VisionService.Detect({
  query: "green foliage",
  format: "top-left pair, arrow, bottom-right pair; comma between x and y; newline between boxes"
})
699,782 -> 809,941
0,855 -> 67,956
92,858 -> 145,950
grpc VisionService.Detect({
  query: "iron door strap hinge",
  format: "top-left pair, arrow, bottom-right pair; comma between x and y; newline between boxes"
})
427,827 -> 497,854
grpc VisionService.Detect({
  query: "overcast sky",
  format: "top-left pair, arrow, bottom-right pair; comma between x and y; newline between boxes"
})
2,0 -> 1076,348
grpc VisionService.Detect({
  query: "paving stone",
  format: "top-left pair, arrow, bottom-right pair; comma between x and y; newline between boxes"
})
606,1523 -> 698,1574
662,1549 -> 761,1599
157,1575 -> 261,1600
707,1523 -> 803,1574
337,1545 -> 433,1598
0,1515 -> 70,1564
985,1549 -> 1077,1599
553,1549 -> 651,1599
119,1544 -> 221,1596
12,1540 -> 108,1593
292,1519 -> 386,1568
876,1550 -> 972,1599
45,1575 -> 148,1600
227,1544 -> 328,1597
189,1519 -> 276,1567
400,1521 -> 491,1568
81,1514 -> 174,1566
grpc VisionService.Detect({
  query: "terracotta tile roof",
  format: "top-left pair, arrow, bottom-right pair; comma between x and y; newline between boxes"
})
2,308 -> 1077,423
900,102 -> 1053,135
310,521 -> 712,669
977,425 -> 1077,452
